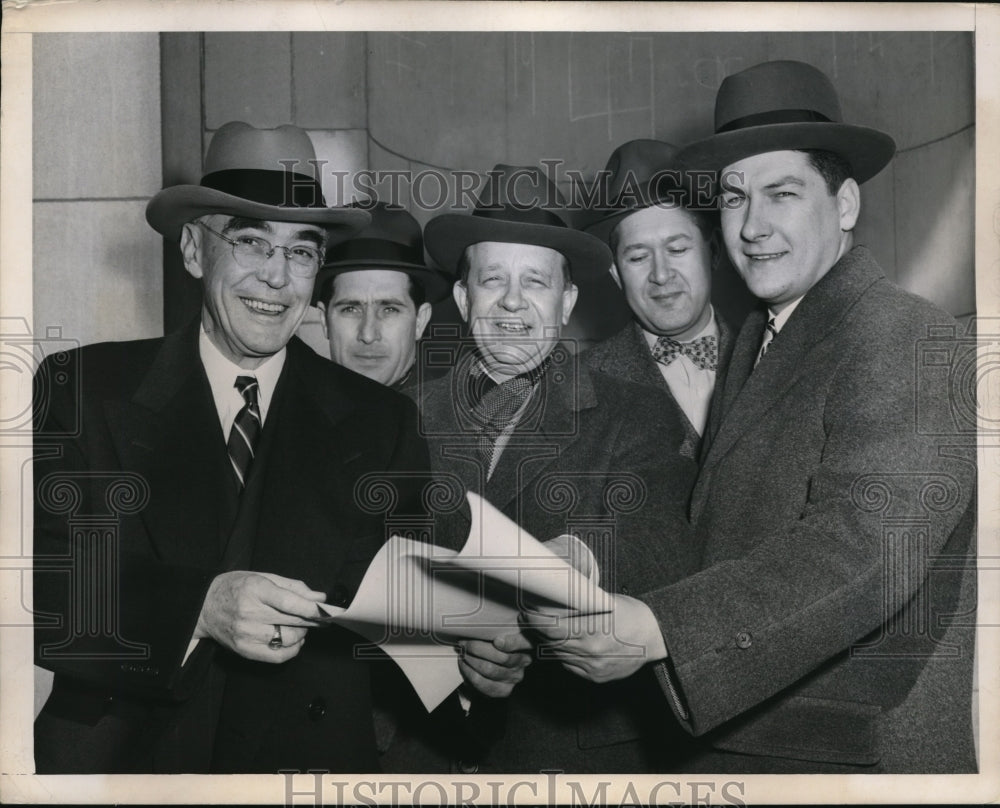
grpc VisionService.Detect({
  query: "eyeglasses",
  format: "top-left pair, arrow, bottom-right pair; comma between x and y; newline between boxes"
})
199,222 -> 324,278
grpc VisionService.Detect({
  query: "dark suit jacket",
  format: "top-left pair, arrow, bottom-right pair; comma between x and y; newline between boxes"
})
584,315 -> 735,461
399,347 -> 700,773
33,325 -> 434,773
642,247 -> 977,773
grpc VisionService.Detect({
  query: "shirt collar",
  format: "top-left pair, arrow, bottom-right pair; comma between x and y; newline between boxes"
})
198,325 -> 286,423
768,296 -> 805,334
642,305 -> 719,350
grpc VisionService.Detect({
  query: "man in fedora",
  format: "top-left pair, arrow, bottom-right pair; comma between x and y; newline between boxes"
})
314,201 -> 449,390
32,122 -> 437,773
403,164 -> 699,773
584,139 -> 734,460
525,61 -> 977,773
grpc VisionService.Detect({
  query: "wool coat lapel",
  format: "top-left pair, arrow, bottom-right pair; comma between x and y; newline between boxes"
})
105,325 -> 233,570
695,249 -> 886,516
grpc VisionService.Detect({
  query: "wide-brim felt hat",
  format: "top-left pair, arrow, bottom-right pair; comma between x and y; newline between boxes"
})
584,139 -> 706,245
312,201 -> 451,304
676,60 -> 896,184
146,121 -> 370,242
424,164 -> 612,284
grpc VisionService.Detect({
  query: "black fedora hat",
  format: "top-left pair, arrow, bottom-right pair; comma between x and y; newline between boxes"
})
676,60 -> 896,184
312,202 -> 450,305
146,121 -> 370,242
424,164 -> 612,284
584,139 -> 705,245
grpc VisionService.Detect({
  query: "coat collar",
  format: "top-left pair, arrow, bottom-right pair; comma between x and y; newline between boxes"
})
702,246 -> 885,474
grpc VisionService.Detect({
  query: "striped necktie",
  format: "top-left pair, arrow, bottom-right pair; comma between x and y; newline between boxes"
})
228,376 -> 261,490
755,317 -> 778,367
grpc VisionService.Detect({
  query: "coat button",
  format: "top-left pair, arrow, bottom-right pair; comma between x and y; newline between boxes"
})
331,585 -> 350,607
307,698 -> 327,721
619,584 -> 630,595
735,630 -> 753,649
457,760 -> 479,774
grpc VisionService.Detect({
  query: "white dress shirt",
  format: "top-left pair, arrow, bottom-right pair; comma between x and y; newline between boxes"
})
184,327 -> 287,663
643,308 -> 719,436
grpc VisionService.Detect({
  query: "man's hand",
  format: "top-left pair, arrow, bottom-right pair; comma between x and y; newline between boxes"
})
522,594 -> 667,683
457,632 -> 534,698
194,571 -> 326,663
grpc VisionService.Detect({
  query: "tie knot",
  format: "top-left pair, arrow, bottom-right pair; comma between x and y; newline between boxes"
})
235,375 -> 259,406
651,334 -> 718,372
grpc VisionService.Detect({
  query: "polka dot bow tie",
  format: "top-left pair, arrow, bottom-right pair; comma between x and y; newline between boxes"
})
651,334 -> 718,372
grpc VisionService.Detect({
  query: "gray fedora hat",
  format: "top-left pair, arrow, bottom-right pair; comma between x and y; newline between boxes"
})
424,164 -> 612,284
312,202 -> 451,305
146,121 -> 370,242
676,60 -> 896,183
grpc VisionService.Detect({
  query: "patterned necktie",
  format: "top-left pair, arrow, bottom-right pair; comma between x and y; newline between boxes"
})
468,359 -> 549,473
651,334 -> 718,371
755,317 -> 778,367
228,376 -> 261,490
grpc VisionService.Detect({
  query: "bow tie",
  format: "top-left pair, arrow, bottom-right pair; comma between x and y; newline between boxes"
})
650,334 -> 718,372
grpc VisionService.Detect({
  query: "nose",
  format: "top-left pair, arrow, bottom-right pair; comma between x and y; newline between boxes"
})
256,248 -> 292,288
358,309 -> 380,344
648,249 -> 676,285
499,282 -> 526,312
739,196 -> 771,242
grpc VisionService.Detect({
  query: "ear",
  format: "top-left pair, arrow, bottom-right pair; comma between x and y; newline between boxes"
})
561,282 -> 579,326
608,261 -> 623,290
414,302 -> 433,339
837,178 -> 861,232
179,222 -> 204,280
316,301 -> 330,339
453,281 -> 470,323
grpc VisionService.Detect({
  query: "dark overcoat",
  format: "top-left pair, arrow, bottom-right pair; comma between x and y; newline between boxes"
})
398,348 -> 701,772
33,325 -> 433,773
642,247 -> 978,773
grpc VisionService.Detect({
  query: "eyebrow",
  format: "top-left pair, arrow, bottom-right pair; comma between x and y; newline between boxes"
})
223,218 -> 324,247
621,233 -> 692,252
333,296 -> 410,307
763,176 -> 806,190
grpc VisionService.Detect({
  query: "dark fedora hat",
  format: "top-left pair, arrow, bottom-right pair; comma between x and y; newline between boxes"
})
312,202 -> 450,305
424,164 -> 612,284
676,60 -> 896,184
584,139 -> 704,245
146,121 -> 370,241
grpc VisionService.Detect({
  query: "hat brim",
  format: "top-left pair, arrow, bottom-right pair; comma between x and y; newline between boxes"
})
145,185 -> 370,243
424,215 -> 612,285
312,260 -> 452,305
676,122 -> 896,187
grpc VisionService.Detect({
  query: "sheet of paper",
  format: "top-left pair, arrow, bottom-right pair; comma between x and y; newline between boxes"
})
316,491 -> 610,711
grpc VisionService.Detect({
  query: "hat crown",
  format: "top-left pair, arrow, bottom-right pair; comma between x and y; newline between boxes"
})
603,139 -> 681,199
472,164 -> 570,228
203,121 -> 322,180
349,202 -> 422,249
715,60 -> 844,133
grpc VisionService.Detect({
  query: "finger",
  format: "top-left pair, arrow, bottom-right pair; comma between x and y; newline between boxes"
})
458,658 -> 519,698
459,639 -> 531,668
257,572 -> 327,601
460,650 -> 529,682
492,631 -> 534,654
259,583 -> 333,621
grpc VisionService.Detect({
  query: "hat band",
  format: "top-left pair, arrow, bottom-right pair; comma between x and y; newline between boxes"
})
325,237 -> 424,267
717,108 -> 833,134
472,205 -> 567,229
201,168 -> 327,209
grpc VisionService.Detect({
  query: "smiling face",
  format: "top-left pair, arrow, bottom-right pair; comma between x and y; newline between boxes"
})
453,241 -> 578,378
318,269 -> 432,386
611,205 -> 716,341
719,150 -> 859,312
181,215 -> 324,368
